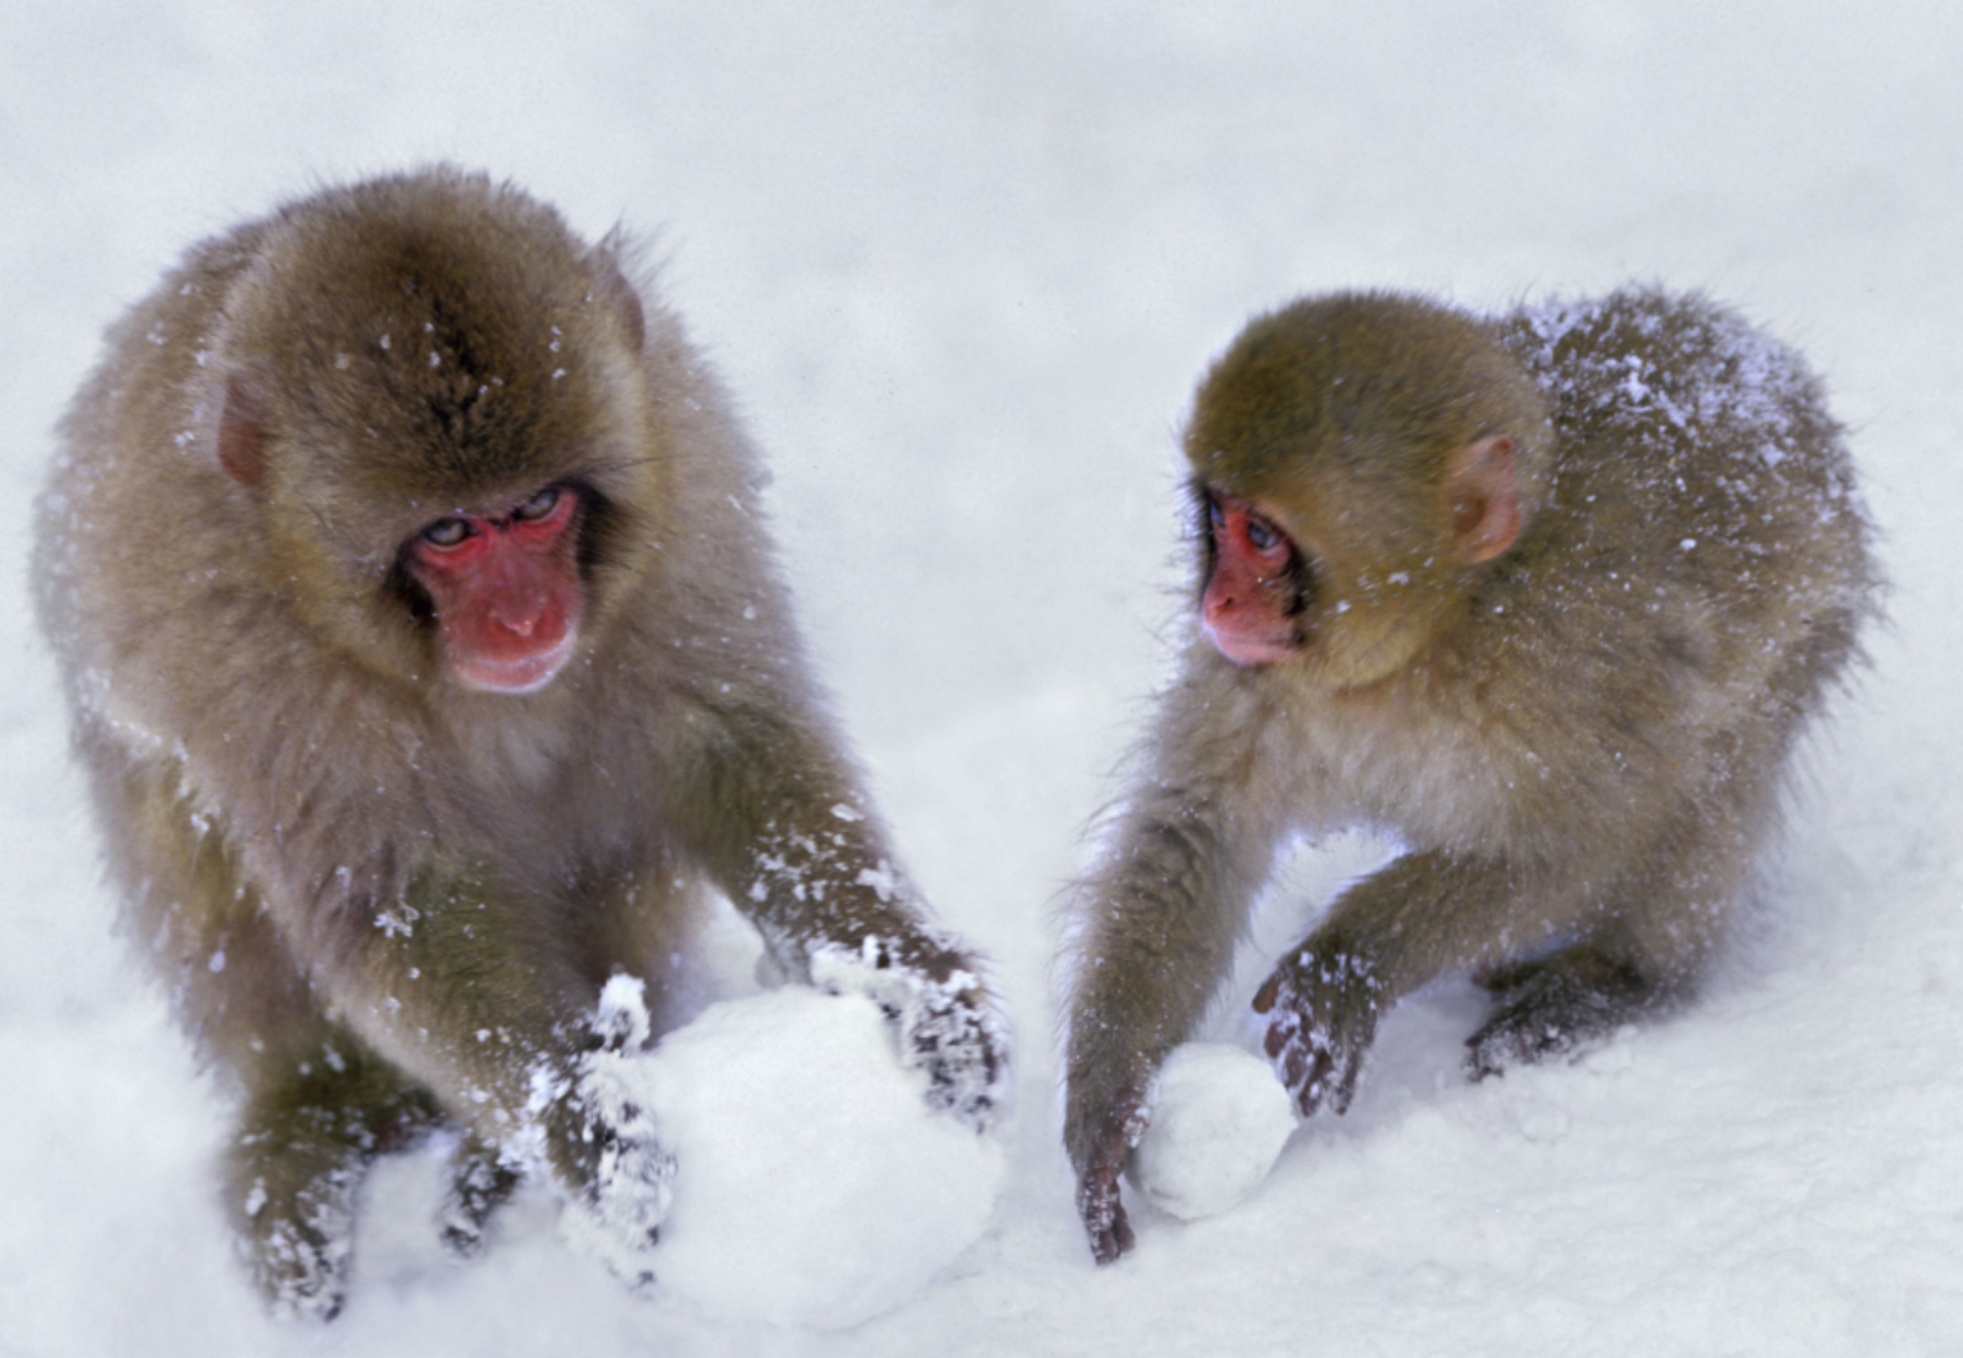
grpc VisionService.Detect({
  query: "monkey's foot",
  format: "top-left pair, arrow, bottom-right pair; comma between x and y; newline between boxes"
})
438,1133 -> 522,1259
812,937 -> 1013,1132
237,1165 -> 361,1322
1252,946 -> 1385,1117
1465,949 -> 1655,1079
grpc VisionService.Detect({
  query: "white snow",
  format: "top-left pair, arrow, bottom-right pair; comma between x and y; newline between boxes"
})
4,2 -> 1963,1355
1130,1043 -> 1297,1222
630,986 -> 1004,1330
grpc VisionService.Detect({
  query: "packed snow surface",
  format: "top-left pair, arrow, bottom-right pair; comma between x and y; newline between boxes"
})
1130,1042 -> 1297,1221
626,985 -> 1005,1330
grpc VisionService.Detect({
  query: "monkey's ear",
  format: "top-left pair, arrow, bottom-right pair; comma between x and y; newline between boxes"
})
593,252 -> 646,353
615,284 -> 646,353
1447,435 -> 1521,564
217,375 -> 269,488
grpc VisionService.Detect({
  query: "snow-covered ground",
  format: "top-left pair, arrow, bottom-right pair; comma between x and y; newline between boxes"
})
4,4 -> 1961,1353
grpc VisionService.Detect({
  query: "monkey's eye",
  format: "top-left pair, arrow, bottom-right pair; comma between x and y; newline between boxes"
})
511,486 -> 561,522
1208,489 -> 1294,566
421,517 -> 475,549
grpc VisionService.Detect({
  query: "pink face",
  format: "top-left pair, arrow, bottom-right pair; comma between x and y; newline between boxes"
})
1200,490 -> 1304,668
404,484 -> 585,692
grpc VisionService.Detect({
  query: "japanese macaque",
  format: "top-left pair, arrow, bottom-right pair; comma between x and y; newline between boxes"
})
34,167 -> 1007,1318
1063,289 -> 1877,1262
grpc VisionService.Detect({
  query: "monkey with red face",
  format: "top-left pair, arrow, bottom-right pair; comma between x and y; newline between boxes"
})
35,167 -> 1008,1317
1062,289 -> 1877,1263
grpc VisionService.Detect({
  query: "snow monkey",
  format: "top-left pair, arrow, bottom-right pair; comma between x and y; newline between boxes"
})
1063,289 -> 1877,1262
35,167 -> 1008,1318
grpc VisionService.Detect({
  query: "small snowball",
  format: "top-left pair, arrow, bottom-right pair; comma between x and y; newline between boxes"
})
1129,1043 -> 1296,1222
633,987 -> 1004,1329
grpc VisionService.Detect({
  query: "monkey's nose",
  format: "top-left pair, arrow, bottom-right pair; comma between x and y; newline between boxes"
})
490,596 -> 545,637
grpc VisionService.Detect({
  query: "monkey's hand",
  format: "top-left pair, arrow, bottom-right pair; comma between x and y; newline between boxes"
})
1070,1092 -> 1147,1265
1252,945 -> 1386,1117
811,937 -> 1012,1132
542,976 -> 676,1294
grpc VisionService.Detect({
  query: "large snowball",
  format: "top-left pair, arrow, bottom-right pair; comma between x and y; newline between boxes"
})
631,986 -> 1004,1330
1129,1042 -> 1297,1221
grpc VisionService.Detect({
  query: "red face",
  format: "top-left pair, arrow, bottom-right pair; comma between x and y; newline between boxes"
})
1201,489 -> 1305,668
405,484 -> 585,693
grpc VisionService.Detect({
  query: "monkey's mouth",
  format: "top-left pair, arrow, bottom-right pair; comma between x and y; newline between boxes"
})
448,629 -> 580,693
1201,615 -> 1302,668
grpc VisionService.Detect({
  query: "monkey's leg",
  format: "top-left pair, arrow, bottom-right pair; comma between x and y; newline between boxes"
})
1463,807 -> 1754,1078
107,766 -> 446,1314
225,1029 -> 439,1321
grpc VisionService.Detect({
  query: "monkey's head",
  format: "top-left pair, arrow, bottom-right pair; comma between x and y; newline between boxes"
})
205,169 -> 663,694
1183,291 -> 1554,688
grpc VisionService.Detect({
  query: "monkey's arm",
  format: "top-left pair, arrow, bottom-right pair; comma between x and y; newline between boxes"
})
672,698 -> 1009,1129
1063,773 -> 1286,1263
299,864 -> 668,1214
1254,848 -> 1591,1114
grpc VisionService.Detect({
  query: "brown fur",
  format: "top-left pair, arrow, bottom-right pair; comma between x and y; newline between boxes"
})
1063,288 -> 1878,1262
35,167 -> 1005,1317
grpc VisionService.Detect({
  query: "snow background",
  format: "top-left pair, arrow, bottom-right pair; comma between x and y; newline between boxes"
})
4,2 -> 1961,1353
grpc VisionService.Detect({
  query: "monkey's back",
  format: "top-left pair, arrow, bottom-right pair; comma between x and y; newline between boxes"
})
1473,289 -> 1878,835
1504,290 -> 1873,618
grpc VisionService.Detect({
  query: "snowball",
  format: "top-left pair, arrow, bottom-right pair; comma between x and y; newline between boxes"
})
1129,1043 -> 1297,1221
626,986 -> 1004,1330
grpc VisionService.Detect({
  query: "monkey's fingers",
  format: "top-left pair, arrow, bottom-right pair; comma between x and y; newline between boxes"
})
1265,1017 -> 1335,1118
914,986 -> 1012,1131
1071,1088 -> 1147,1264
1282,1041 -> 1320,1116
438,1134 -> 523,1259
1077,1160 -> 1136,1265
1260,980 -> 1369,1117
1259,985 -> 1320,1113
814,942 -> 1012,1131
1325,1047 -> 1363,1113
